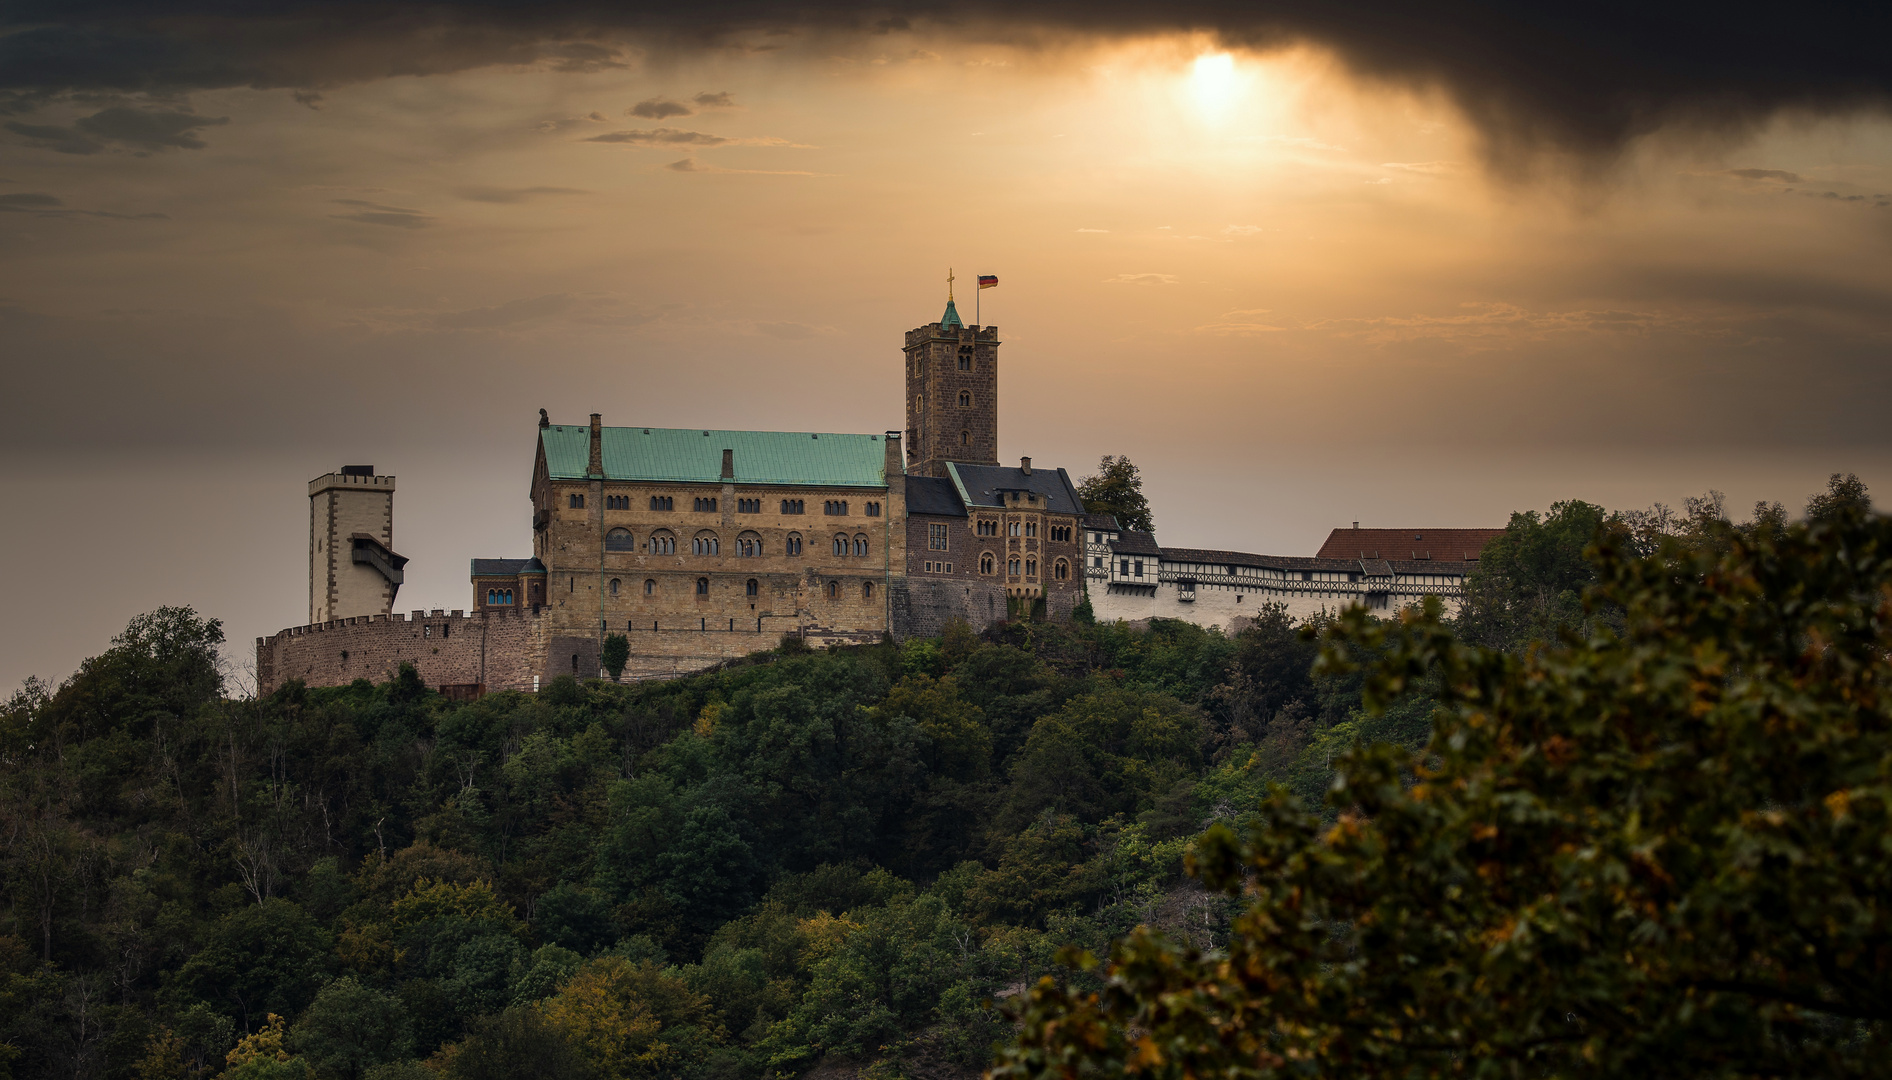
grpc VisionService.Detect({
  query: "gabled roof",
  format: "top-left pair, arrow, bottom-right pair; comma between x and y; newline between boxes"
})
1081,513 -> 1121,532
1114,530 -> 1162,556
471,558 -> 530,577
1316,527 -> 1504,561
906,476 -> 966,517
540,425 -> 889,488
946,462 -> 1085,514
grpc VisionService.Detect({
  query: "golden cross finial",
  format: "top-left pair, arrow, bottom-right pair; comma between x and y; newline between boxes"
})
947,267 -> 955,302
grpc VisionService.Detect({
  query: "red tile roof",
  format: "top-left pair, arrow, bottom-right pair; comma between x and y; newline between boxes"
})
1315,527 -> 1505,562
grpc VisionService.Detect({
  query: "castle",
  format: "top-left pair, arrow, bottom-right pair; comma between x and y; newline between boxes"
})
255,293 -> 1502,695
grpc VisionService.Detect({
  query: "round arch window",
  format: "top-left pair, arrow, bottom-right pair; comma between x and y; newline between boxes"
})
606,527 -> 635,552
696,577 -> 710,595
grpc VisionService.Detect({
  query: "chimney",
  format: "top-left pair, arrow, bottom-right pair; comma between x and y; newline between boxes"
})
587,413 -> 603,478
883,431 -> 904,477
1020,456 -> 1032,476
721,448 -> 734,480
1353,521 -> 1359,529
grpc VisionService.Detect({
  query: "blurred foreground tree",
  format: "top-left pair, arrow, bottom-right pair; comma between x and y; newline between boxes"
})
994,504 -> 1892,1078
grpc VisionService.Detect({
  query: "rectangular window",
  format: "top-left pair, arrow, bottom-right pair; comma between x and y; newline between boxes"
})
928,523 -> 949,551
1120,559 -> 1130,575
1134,560 -> 1144,578
946,562 -> 952,573
569,493 -> 585,509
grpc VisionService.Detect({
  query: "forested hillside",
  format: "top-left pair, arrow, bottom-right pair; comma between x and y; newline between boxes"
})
0,596 -> 1422,1080
6,475 -> 1877,1080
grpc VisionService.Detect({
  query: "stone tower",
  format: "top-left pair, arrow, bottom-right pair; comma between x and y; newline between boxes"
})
904,289 -> 1000,478
308,466 -> 407,624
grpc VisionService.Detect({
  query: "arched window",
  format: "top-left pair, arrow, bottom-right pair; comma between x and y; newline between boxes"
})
853,534 -> 869,556
980,553 -> 995,575
1054,559 -> 1068,580
833,534 -> 848,557
958,390 -> 971,407
915,394 -> 924,413
960,430 -> 970,446
696,577 -> 710,596
1008,557 -> 1021,576
786,532 -> 803,556
650,530 -> 676,555
606,527 -> 635,552
1026,559 -> 1037,577
610,578 -> 620,596
486,589 -> 495,605
736,531 -> 762,557
506,589 -> 513,604
693,531 -> 720,556
863,581 -> 875,599
746,578 -> 759,597
644,579 -> 656,596
827,581 -> 839,599
572,654 -> 579,672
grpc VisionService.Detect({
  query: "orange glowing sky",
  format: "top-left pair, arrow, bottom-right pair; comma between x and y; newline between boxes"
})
3,21 -> 1891,690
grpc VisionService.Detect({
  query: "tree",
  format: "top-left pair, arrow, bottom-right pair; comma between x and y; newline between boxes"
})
1806,471 -> 1871,522
1454,500 -> 1611,652
601,636 -> 630,683
291,977 -> 413,1080
993,512 -> 1892,1079
171,900 -> 334,1033
1076,456 -> 1153,533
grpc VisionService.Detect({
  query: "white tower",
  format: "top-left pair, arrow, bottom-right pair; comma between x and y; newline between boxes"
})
308,466 -> 406,624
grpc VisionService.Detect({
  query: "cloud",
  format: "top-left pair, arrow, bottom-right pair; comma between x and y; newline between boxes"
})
1196,308 -> 1286,335
0,190 -> 167,218
1222,224 -> 1266,236
692,91 -> 736,108
1103,273 -> 1179,285
0,191 -> 61,209
665,158 -> 824,176
330,198 -> 431,228
667,158 -> 702,172
453,185 -> 587,203
435,293 -> 574,329
1075,227 -> 1109,233
586,127 -> 807,148
629,97 -> 692,119
1,3 -> 1887,169
1381,161 -> 1458,175
1728,168 -> 1804,183
589,127 -> 728,146
1307,302 -> 1667,344
6,107 -> 228,154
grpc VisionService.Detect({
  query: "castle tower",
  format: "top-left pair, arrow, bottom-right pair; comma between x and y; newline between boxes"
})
904,280 -> 1001,478
309,466 -> 407,624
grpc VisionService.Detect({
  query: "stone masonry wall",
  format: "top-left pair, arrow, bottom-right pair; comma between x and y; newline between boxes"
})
889,577 -> 1008,641
258,606 -> 546,695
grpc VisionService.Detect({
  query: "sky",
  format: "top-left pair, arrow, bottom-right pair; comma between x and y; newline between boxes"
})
3,2 -> 1891,694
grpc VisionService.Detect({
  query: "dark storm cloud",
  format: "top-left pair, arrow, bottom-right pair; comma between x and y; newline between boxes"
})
329,198 -> 431,227
629,96 -> 692,118
0,2 -> 1887,164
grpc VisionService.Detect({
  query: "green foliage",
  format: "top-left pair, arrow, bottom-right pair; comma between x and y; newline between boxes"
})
601,635 -> 630,683
993,511 -> 1892,1078
1455,499 -> 1611,650
1075,455 -> 1153,533
292,977 -> 413,1080
170,900 -> 335,1032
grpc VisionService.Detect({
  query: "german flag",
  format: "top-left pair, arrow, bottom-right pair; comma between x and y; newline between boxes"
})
977,274 -> 999,289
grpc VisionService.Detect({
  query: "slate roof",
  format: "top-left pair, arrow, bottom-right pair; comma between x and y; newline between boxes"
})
1158,546 -> 1477,576
946,462 -> 1085,515
1081,513 -> 1121,532
906,476 -> 967,517
471,558 -> 530,577
1113,530 -> 1163,557
1316,527 -> 1504,561
540,425 -> 890,487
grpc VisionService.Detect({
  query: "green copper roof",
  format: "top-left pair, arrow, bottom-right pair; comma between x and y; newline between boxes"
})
541,426 -> 889,488
940,298 -> 964,329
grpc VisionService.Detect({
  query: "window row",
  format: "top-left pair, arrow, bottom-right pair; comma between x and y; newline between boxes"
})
569,493 -> 877,516
485,588 -> 515,605
603,527 -> 874,558
971,554 -> 1070,579
606,577 -> 877,601
923,561 -> 954,573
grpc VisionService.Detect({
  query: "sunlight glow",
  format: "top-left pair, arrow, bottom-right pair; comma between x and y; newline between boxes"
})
1189,53 -> 1240,118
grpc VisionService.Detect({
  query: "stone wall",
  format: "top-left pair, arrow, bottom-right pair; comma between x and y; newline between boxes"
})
257,606 -> 547,695
889,577 -> 1008,640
